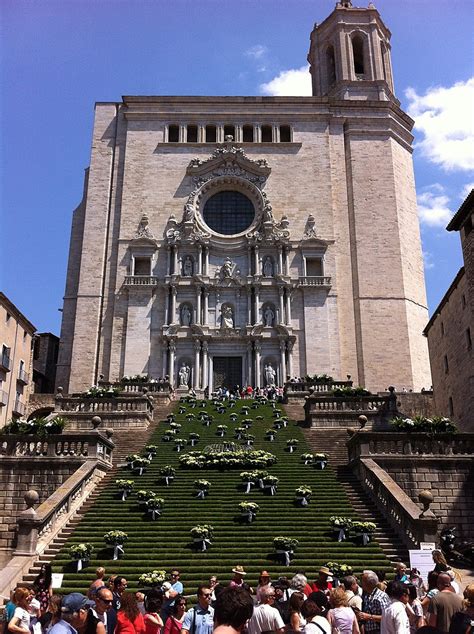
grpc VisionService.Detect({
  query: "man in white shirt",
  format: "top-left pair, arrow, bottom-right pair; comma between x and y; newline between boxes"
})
381,582 -> 410,634
247,587 -> 285,634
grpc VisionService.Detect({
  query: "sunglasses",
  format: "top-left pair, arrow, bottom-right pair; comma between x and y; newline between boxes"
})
98,598 -> 113,604
201,593 -> 212,598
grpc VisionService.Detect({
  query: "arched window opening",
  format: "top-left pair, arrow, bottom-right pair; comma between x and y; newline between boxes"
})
206,125 -> 217,143
279,125 -> 291,142
187,125 -> 198,143
243,125 -> 254,142
261,125 -> 273,142
168,125 -> 179,142
203,190 -> 255,235
224,124 -> 235,140
326,45 -> 336,87
352,35 -> 365,77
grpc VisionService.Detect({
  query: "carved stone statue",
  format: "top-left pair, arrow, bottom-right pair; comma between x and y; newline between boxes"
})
220,305 -> 234,329
263,256 -> 274,277
181,305 -> 192,327
135,213 -> 154,239
222,257 -> 233,278
183,256 -> 193,277
264,363 -> 276,386
263,306 -> 275,327
178,363 -> 190,387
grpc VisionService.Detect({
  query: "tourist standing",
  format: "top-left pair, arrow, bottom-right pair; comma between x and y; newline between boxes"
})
246,587 -> 285,634
8,588 -> 31,634
115,593 -> 145,634
181,585 -> 214,634
301,593 -> 331,634
358,571 -> 390,634
288,592 -> 306,632
380,581 -> 410,634
33,564 -> 53,612
229,567 -> 247,589
256,572 -> 273,604
427,573 -> 463,633
163,597 -> 187,634
213,587 -> 254,634
327,587 -> 360,634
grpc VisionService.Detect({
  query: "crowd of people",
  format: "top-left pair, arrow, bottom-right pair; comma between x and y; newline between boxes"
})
3,554 -> 474,634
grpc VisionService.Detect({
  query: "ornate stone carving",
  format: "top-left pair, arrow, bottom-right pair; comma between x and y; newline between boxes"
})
303,214 -> 318,240
219,304 -> 234,329
135,213 -> 154,239
215,257 -> 241,282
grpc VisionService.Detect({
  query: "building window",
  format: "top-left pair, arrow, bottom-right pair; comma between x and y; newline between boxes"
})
224,124 -> 235,140
305,257 -> 323,277
443,355 -> 449,374
467,327 -> 472,351
134,257 -> 151,276
280,125 -> 291,142
261,125 -> 272,142
23,329 -> 27,341
352,35 -> 365,76
448,396 -> 454,416
187,125 -> 198,143
6,312 -> 11,323
168,125 -> 179,142
202,191 -> 255,235
205,125 -> 217,142
243,125 -> 254,142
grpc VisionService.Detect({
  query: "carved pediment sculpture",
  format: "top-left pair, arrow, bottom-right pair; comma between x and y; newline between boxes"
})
131,213 -> 157,246
214,257 -> 242,285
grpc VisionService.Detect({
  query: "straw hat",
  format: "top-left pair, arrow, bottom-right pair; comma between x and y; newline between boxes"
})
232,565 -> 247,576
319,566 -> 332,576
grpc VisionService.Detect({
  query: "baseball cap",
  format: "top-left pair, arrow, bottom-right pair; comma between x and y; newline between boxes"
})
62,593 -> 95,613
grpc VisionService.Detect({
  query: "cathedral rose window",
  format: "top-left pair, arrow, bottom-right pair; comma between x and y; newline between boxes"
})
202,190 -> 255,235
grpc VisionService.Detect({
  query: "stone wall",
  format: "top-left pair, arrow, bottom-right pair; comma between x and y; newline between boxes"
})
0,460 -> 81,551
394,392 -> 435,418
381,458 -> 474,540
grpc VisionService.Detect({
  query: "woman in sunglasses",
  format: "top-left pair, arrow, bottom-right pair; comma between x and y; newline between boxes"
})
163,596 -> 187,634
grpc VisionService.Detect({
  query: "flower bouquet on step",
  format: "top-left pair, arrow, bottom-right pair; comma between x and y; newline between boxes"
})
185,413 -> 195,421
166,413 -> 175,423
301,453 -> 314,466
229,413 -> 238,423
216,425 -> 228,437
273,409 -> 282,419
330,516 -> 353,542
145,445 -> 158,460
273,420 -> 283,430
170,422 -> 182,431
133,457 -> 150,475
242,433 -> 255,447
254,470 -> 269,489
194,479 -> 211,499
325,562 -> 353,584
159,465 -> 175,485
242,419 -> 253,429
263,475 -> 279,495
238,501 -> 259,523
295,485 -> 312,507
189,432 -> 200,447
265,428 -> 277,441
136,490 -> 157,508
104,530 -> 128,560
190,524 -> 213,551
202,415 -> 212,427
350,521 -> 376,546
240,471 -> 258,493
178,406 -> 186,414
126,454 -> 140,469
146,497 -> 164,520
286,438 -> 299,453
116,479 -> 134,501
313,453 -> 328,470
174,438 -> 186,453
273,536 -> 299,567
69,543 -> 93,571
235,427 -> 245,440
138,570 -> 167,588
162,429 -> 175,442
241,407 -> 250,416
280,417 -> 289,427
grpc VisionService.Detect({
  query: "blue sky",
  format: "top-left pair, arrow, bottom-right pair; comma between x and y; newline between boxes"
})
1,0 -> 473,334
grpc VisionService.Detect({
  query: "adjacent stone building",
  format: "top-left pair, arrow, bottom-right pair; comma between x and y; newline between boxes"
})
56,1 -> 431,395
33,332 -> 59,394
424,191 -> 474,430
0,293 -> 36,427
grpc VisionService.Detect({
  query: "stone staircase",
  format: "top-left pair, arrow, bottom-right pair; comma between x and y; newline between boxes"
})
21,401 -> 173,584
284,401 -> 409,566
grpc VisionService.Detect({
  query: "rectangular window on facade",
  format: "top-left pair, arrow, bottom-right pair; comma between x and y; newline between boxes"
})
305,258 -> 323,277
467,327 -> 472,350
443,354 -> 449,374
206,125 -> 217,142
187,125 -> 198,143
261,125 -> 272,142
134,257 -> 151,276
168,125 -> 179,142
242,125 -> 254,142
280,125 -> 291,142
224,125 -> 235,140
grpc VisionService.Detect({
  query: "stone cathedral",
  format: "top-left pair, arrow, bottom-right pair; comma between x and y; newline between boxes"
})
56,1 -> 431,395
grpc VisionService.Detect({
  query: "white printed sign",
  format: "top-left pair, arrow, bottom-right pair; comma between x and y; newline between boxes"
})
51,573 -> 64,588
409,549 -> 434,582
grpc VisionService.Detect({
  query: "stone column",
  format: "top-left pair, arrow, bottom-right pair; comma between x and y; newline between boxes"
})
170,286 -> 177,323
247,288 -> 252,325
278,246 -> 283,275
254,124 -> 261,143
279,287 -> 285,324
194,341 -> 201,390
280,341 -> 287,386
196,287 -> 202,324
162,343 -> 168,377
286,289 -> 292,325
208,355 -> 214,393
254,342 -> 261,388
247,247 -> 252,274
179,125 -> 186,143
164,288 -> 169,325
284,247 -> 290,275
254,286 -> 260,324
198,125 -> 205,143
202,342 -> 209,390
272,125 -> 279,143
173,246 -> 179,274
254,246 -> 260,275
167,245 -> 171,275
203,289 -> 209,325
169,341 -> 176,386
204,247 -> 209,275
247,342 -> 253,386
287,341 -> 294,379
197,244 -> 202,275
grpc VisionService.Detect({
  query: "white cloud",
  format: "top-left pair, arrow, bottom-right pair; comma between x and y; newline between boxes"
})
422,250 -> 435,270
260,65 -> 312,96
461,182 -> 474,199
245,45 -> 267,60
405,78 -> 474,172
417,186 -> 453,227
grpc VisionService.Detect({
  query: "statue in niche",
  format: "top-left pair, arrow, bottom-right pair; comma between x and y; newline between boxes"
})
220,305 -> 234,329
263,306 -> 275,327
183,256 -> 193,277
263,256 -> 274,277
264,363 -> 276,386
181,305 -> 192,327
222,257 -> 233,278
178,363 -> 190,387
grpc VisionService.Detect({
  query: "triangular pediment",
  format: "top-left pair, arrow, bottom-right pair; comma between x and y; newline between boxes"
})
186,145 -> 271,179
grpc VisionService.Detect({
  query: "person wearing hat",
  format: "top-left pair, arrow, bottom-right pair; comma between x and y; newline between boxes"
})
230,567 -> 247,589
311,568 -> 333,597
256,572 -> 273,604
49,593 -> 95,634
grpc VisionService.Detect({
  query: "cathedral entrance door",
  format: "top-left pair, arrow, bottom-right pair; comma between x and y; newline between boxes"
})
213,357 -> 242,390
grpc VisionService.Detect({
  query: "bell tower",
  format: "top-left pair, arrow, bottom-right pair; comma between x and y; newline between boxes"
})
308,1 -> 396,101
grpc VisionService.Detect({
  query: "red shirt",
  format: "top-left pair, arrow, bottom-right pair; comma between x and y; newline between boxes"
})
311,581 -> 333,596
115,611 -> 146,634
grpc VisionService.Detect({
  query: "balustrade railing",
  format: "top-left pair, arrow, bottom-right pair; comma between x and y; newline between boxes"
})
306,394 -> 390,412
356,458 -> 438,549
57,395 -> 154,414
284,379 -> 352,394
124,275 -> 158,286
298,276 -> 332,287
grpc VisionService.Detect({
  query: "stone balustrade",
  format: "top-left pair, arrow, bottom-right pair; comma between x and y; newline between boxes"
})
285,379 -> 352,395
55,394 -> 154,429
355,458 -> 438,549
0,431 -> 114,465
347,431 -> 474,463
298,276 -> 332,287
124,275 -> 158,286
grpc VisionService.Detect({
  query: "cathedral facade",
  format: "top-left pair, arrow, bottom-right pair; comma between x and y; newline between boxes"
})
56,1 -> 431,394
